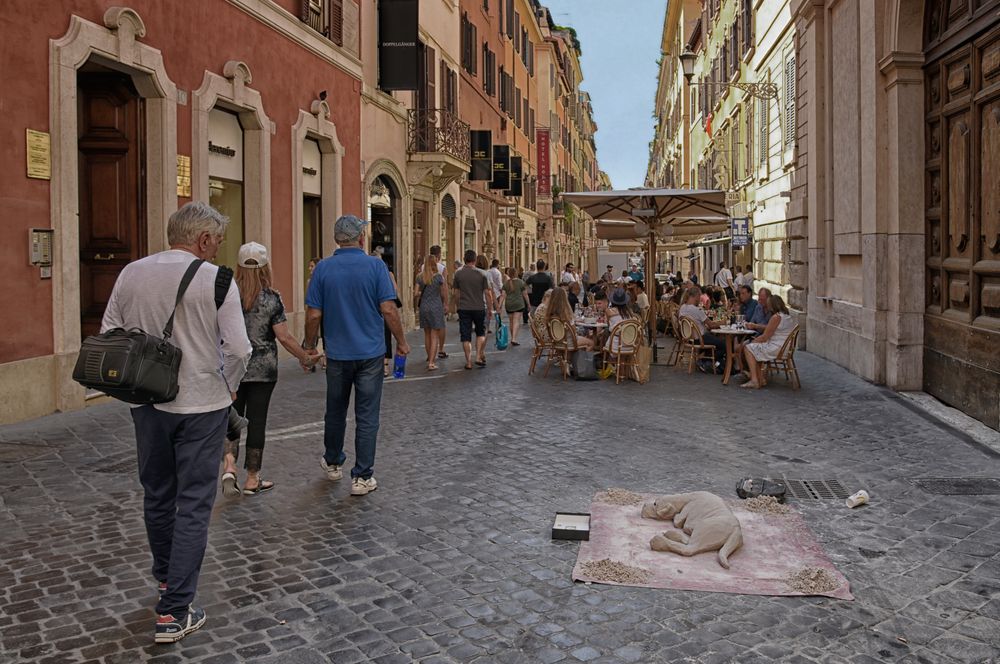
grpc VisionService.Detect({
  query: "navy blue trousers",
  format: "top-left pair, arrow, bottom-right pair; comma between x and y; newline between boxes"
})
131,405 -> 227,617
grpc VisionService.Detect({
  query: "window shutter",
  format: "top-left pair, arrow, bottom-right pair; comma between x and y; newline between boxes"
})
758,95 -> 768,167
472,24 -> 478,75
330,0 -> 343,46
784,55 -> 796,148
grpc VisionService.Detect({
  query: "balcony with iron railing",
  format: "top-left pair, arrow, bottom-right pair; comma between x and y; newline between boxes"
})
407,109 -> 471,163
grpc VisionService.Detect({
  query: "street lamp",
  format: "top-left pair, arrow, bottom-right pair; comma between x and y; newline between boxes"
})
678,48 -> 778,100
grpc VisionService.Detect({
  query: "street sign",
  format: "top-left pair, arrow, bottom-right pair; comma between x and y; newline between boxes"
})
731,217 -> 750,248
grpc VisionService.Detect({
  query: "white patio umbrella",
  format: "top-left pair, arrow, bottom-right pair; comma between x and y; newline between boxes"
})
565,188 -> 732,367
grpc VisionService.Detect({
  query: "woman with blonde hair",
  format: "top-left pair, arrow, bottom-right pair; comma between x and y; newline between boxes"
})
546,287 -> 594,351
741,294 -> 796,389
221,242 -> 319,496
414,254 -> 447,371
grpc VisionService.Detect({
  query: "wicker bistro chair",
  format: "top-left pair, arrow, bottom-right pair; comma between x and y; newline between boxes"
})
603,319 -> 643,385
763,325 -> 802,389
678,316 -> 718,375
528,316 -> 554,375
666,312 -> 685,367
544,318 -> 578,380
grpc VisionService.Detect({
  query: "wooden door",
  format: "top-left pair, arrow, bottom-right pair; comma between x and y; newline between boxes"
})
78,72 -> 146,339
923,0 -> 1000,428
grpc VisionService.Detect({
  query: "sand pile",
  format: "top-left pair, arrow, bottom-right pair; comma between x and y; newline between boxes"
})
743,495 -> 791,515
597,488 -> 644,506
786,567 -> 839,594
579,559 -> 653,585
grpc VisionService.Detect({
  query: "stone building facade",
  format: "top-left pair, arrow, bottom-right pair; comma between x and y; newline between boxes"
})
648,0 -> 999,431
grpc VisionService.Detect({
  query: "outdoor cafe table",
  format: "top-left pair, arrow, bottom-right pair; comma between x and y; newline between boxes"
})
714,326 -> 756,385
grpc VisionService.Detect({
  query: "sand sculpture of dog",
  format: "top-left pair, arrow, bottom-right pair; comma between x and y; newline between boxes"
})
641,491 -> 743,569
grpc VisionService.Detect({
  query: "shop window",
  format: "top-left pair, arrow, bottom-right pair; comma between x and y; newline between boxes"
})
207,108 -> 245,269
210,179 -> 244,269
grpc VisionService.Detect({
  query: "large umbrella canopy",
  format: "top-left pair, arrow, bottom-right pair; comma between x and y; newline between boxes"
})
562,188 -> 730,226
595,219 -> 729,241
606,239 -> 688,253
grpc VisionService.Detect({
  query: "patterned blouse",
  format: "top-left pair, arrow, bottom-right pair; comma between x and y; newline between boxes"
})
242,289 -> 287,383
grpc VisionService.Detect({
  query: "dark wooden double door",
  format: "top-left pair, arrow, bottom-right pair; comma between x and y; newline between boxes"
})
78,71 -> 146,339
923,0 -> 1000,428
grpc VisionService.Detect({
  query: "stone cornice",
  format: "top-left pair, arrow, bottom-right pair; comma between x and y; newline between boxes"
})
879,51 -> 925,88
223,0 -> 362,81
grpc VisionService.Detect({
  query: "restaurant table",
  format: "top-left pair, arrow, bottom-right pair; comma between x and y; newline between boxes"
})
574,321 -> 608,329
713,326 -> 756,385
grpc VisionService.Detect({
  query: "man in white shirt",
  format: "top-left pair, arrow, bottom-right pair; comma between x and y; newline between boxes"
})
742,264 -> 755,291
714,261 -> 735,298
733,265 -> 745,289
101,202 -> 253,643
678,285 -> 726,372
561,262 -> 578,285
487,258 -> 504,331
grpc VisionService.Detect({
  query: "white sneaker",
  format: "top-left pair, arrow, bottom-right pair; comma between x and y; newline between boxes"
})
320,457 -> 343,481
350,476 -> 378,496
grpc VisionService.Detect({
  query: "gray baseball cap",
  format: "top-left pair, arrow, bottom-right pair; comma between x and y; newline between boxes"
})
334,214 -> 369,243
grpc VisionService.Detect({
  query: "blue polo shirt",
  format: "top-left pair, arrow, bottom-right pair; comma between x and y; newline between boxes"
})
740,298 -> 759,321
305,248 -> 397,360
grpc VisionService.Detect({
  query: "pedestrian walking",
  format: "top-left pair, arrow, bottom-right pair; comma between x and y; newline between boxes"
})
373,246 -> 403,376
502,267 -> 527,346
414,253 -> 447,371
453,249 -> 495,369
100,201 -> 252,643
305,215 -> 410,497
221,242 -> 320,498
429,245 -> 448,359
526,258 -> 554,313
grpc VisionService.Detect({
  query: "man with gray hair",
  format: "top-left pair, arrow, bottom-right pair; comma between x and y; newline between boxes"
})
101,201 -> 252,643
305,214 -> 409,496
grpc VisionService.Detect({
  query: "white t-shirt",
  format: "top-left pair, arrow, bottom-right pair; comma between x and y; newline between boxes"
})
561,271 -> 577,284
636,293 -> 650,311
715,268 -> 734,288
679,303 -> 709,336
487,267 -> 504,297
734,273 -> 746,288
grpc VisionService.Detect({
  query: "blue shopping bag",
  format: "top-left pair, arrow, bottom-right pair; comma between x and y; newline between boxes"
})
495,313 -> 509,350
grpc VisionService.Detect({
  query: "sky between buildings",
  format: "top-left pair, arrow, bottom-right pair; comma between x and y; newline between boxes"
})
544,0 -> 665,190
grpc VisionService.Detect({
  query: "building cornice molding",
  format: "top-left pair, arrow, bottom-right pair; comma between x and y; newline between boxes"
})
223,0 -> 362,81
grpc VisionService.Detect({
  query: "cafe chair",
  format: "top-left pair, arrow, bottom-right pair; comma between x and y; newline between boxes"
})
666,312 -> 684,366
763,325 -> 801,390
545,318 -> 578,380
678,316 -> 718,375
528,317 -> 554,376
603,319 -> 642,385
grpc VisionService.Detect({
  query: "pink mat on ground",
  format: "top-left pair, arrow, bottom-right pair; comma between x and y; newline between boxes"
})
572,492 -> 853,600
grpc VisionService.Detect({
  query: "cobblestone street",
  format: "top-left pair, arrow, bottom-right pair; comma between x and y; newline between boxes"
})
2,324 -> 999,664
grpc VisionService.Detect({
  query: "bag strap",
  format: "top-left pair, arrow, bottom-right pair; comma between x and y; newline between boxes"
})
162,259 -> 205,339
214,266 -> 234,309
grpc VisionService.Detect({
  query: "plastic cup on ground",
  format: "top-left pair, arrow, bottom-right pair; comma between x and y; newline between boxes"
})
846,490 -> 869,508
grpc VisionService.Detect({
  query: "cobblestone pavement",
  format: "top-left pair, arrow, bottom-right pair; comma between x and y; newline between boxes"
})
2,322 -> 1000,664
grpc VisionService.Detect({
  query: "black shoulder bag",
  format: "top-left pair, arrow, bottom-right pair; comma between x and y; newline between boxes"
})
72,259 -> 206,404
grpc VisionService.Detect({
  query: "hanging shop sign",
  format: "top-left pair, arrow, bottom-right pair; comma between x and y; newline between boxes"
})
378,0 -> 420,90
469,130 -> 492,181
536,128 -> 550,196
503,156 -> 523,198
488,145 -> 510,190
731,217 -> 750,248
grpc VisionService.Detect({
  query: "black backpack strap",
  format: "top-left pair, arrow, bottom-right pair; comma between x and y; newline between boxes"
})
214,266 -> 234,310
162,259 -> 205,339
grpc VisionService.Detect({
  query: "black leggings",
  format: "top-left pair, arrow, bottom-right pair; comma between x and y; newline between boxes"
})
225,381 -> 276,472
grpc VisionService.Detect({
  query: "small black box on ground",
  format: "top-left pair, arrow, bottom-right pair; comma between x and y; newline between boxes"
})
552,512 -> 591,541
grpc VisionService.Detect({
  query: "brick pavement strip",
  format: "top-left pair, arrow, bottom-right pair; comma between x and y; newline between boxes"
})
1,323 -> 1000,663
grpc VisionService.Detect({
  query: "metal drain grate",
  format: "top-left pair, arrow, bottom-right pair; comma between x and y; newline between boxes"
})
911,478 -> 1000,495
780,478 -> 851,500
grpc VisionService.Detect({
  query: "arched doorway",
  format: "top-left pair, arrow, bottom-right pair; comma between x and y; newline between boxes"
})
369,176 -> 400,274
921,0 -> 1000,427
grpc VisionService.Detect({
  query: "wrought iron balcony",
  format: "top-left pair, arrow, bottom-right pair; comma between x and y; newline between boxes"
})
407,108 -> 471,164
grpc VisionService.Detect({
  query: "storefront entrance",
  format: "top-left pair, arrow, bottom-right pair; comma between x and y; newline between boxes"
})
77,68 -> 147,339
922,0 -> 1000,427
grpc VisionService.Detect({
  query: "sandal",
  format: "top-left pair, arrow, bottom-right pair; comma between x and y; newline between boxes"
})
221,472 -> 240,497
427,364 -> 438,371
242,479 -> 274,496
438,352 -> 449,359
464,363 -> 473,370
511,341 -> 520,346
475,359 -> 487,367
740,381 -> 761,389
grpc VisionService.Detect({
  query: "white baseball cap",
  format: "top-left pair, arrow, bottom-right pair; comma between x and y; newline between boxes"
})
238,241 -> 269,268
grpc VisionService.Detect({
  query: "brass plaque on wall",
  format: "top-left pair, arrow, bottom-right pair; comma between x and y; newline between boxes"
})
26,129 -> 51,180
177,155 -> 192,197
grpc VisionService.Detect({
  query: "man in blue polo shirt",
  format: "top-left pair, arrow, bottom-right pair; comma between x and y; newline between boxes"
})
304,215 -> 410,496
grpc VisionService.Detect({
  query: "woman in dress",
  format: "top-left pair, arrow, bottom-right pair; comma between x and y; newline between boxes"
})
604,287 -> 638,355
222,243 -> 319,496
414,254 -> 447,371
502,267 -> 527,346
546,287 -> 594,351
741,294 -> 796,389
